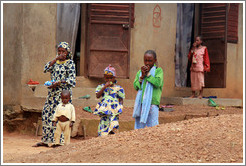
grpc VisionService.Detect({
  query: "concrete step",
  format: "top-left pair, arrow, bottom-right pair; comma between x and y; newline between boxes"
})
34,85 -> 97,99
74,119 -> 135,137
73,99 -> 135,107
23,96 -> 135,112
23,85 -> 135,112
161,97 -> 242,107
33,85 -> 135,108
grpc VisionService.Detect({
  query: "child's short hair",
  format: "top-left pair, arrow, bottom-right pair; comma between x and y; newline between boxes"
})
144,50 -> 157,59
196,35 -> 204,45
61,90 -> 70,96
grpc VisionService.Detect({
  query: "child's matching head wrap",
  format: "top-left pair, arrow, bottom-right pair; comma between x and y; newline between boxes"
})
104,64 -> 116,77
57,42 -> 73,59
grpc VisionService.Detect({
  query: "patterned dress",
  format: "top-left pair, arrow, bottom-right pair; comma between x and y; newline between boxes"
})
94,84 -> 125,136
42,59 -> 76,144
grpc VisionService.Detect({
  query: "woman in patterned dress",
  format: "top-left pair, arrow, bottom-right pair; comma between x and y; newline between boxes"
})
33,42 -> 76,147
85,65 -> 125,136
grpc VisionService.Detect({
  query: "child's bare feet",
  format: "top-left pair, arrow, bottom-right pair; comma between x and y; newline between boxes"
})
189,95 -> 196,98
198,95 -> 203,99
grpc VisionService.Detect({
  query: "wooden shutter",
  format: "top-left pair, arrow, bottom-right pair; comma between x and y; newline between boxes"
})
227,3 -> 239,43
130,4 -> 135,28
86,3 -> 133,78
89,3 -> 132,25
200,3 -> 227,88
201,3 -> 227,40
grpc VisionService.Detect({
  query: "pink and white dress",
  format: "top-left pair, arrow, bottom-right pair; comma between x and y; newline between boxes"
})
188,46 -> 210,91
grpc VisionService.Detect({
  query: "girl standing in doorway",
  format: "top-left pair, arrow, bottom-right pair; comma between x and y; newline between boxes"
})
188,36 -> 210,99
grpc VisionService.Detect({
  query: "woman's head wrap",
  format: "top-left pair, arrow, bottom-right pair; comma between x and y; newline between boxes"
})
57,42 -> 73,59
104,64 -> 116,76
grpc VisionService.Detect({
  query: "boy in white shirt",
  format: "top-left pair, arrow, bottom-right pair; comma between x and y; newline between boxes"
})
52,90 -> 75,147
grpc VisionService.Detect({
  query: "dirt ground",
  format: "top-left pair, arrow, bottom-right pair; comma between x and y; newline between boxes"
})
2,105 -> 244,164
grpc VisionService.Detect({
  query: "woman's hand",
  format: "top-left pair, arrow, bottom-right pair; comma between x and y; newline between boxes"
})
56,54 -> 66,61
48,81 -> 61,89
49,57 -> 59,67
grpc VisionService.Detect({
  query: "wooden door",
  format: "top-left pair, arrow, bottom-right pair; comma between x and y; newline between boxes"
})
86,3 -> 133,78
200,3 -> 228,88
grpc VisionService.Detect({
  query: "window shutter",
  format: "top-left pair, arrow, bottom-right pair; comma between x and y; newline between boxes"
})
227,3 -> 239,43
200,3 -> 227,40
130,4 -> 135,28
89,3 -> 133,27
200,3 -> 227,88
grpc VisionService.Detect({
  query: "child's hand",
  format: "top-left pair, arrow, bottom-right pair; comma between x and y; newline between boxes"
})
105,81 -> 112,87
141,66 -> 148,76
70,122 -> 74,127
192,42 -> 198,49
52,121 -> 57,126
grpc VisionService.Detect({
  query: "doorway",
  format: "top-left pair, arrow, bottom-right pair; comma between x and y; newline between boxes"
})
84,3 -> 134,78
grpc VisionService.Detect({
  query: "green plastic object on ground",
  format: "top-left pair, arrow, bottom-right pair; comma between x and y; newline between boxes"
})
79,94 -> 91,99
83,106 -> 92,113
208,98 -> 218,107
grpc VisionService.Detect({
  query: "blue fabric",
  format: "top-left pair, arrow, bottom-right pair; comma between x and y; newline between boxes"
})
134,105 -> 159,129
133,66 -> 156,124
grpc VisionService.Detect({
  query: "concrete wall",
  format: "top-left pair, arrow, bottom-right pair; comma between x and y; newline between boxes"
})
21,3 -> 57,84
83,3 -> 244,100
225,3 -> 243,99
78,3 -> 177,100
3,4 -> 23,105
125,3 -> 177,99
3,3 -> 57,108
3,3 -> 244,109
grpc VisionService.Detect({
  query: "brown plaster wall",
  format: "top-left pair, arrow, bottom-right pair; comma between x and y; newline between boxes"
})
3,3 -> 243,109
3,4 -> 23,105
3,3 -> 57,106
117,3 -> 177,99
78,3 -> 243,100
21,3 -> 57,84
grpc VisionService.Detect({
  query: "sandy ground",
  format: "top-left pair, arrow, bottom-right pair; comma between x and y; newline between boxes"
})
2,105 -> 244,164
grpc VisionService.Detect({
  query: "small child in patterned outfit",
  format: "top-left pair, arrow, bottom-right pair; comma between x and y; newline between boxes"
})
84,64 -> 125,136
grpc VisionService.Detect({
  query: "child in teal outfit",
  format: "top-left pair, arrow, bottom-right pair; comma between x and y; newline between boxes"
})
133,50 -> 164,129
